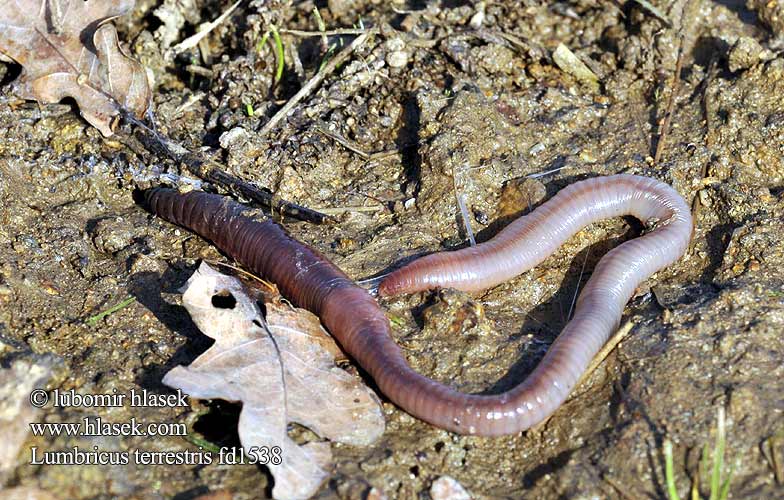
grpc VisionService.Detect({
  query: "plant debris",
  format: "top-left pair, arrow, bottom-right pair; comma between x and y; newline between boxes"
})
552,43 -> 599,91
0,0 -> 151,136
163,263 -> 385,500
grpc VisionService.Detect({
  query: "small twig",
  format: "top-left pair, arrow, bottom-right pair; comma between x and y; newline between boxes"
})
604,475 -> 639,500
525,325 -> 637,435
258,316 -> 289,444
529,320 -> 634,432
631,0 -> 672,27
710,407 -> 727,500
311,6 -> 328,51
456,193 -> 476,246
258,29 -> 377,138
391,7 -> 427,14
280,28 -> 368,37
185,65 -> 214,78
355,272 -> 393,294
314,121 -> 370,159
526,165 -> 569,179
653,33 -> 686,164
579,320 -> 635,387
368,149 -> 402,161
203,260 -> 277,292
201,163 -> 332,224
314,121 -> 401,162
490,30 -> 534,54
567,248 -> 590,321
452,166 -> 476,246
172,0 -> 243,54
314,205 -> 385,215
632,104 -> 652,156
129,114 -> 331,224
689,55 -> 719,247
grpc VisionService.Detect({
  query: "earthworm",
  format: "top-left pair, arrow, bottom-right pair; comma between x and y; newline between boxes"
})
143,173 -> 692,436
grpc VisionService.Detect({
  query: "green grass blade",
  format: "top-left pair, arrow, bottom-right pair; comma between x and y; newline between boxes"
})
270,24 -> 285,82
718,461 -> 735,500
86,296 -> 136,326
664,439 -> 682,500
709,408 -> 727,500
701,443 -> 710,485
318,44 -> 336,72
257,31 -> 270,54
313,6 -> 327,45
182,434 -> 221,454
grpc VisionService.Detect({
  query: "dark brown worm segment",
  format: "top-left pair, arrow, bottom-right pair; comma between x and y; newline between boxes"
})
143,174 -> 692,436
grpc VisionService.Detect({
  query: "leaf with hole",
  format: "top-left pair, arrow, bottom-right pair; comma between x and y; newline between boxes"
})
163,263 -> 385,500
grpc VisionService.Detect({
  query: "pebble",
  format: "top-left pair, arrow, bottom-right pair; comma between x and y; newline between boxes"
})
387,50 -> 410,69
728,37 -> 769,72
91,217 -> 135,254
219,126 -> 250,150
430,476 -> 472,500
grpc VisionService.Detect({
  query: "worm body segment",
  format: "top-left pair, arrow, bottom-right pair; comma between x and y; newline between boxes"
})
145,174 -> 692,436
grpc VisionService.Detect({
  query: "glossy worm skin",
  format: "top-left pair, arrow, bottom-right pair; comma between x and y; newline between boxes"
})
145,173 -> 692,436
377,174 -> 692,434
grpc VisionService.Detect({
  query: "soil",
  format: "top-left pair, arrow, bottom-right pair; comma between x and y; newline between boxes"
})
1,0 -> 783,499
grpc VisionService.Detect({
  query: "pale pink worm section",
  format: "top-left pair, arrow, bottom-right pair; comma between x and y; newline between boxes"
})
377,174 -> 692,435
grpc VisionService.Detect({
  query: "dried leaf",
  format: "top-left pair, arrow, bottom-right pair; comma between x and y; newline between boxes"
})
0,0 -> 151,136
0,354 -> 62,483
163,263 -> 385,500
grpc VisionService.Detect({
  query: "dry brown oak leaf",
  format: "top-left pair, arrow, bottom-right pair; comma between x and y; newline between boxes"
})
0,0 -> 151,136
164,263 -> 385,500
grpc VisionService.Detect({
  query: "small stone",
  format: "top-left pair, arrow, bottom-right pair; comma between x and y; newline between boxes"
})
127,253 -> 167,275
431,476 -> 471,500
219,126 -> 250,150
728,37 -> 765,72
400,14 -> 419,32
91,217 -> 135,254
529,142 -> 545,156
469,1 -> 486,29
365,487 -> 388,500
385,38 -> 406,52
552,43 -> 599,91
579,149 -> 597,163
386,50 -> 410,69
698,189 -> 713,207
